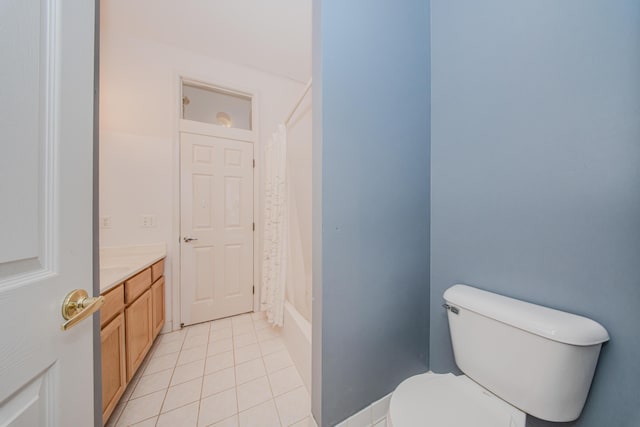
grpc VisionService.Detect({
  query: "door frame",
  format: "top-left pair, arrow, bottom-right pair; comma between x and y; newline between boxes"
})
171,74 -> 261,330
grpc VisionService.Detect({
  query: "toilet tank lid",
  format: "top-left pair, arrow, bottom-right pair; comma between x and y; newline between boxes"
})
444,284 -> 610,346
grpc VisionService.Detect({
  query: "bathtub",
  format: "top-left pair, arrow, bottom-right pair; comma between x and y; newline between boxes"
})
282,301 -> 312,393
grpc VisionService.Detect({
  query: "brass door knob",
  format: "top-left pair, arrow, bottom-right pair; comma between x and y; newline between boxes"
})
61,289 -> 104,331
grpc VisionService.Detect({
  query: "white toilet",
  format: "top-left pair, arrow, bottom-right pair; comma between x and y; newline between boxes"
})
387,284 -> 609,426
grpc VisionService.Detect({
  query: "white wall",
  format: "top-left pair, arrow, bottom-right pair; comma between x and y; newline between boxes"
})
286,91 -> 313,322
102,0 -> 311,83
99,19 -> 305,330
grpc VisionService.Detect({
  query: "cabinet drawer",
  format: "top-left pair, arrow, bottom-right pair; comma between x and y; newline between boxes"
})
151,259 -> 165,282
100,284 -> 124,327
124,268 -> 152,304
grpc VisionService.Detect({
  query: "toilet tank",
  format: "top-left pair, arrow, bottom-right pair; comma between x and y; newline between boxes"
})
443,284 -> 609,423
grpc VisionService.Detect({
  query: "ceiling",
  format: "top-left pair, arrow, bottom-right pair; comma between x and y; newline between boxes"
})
101,0 -> 312,83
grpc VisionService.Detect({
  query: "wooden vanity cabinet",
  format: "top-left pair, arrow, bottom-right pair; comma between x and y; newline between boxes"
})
151,276 -> 165,339
101,312 -> 126,424
100,283 -> 126,424
151,259 -> 165,282
125,268 -> 152,304
125,288 -> 153,381
100,283 -> 124,327
100,257 -> 166,423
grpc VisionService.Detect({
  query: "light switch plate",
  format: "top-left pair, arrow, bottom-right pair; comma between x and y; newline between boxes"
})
141,215 -> 156,228
100,216 -> 112,229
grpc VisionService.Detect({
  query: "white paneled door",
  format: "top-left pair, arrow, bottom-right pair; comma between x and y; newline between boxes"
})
180,132 -> 254,325
0,1 -> 96,426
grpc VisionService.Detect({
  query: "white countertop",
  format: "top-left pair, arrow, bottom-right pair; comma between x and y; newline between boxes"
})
100,243 -> 167,293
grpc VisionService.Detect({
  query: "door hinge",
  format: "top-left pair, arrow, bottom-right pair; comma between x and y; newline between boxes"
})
252,286 -> 255,295
253,159 -> 256,168
252,222 -> 255,231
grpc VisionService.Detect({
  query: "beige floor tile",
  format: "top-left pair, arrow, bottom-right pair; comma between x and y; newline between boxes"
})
183,333 -> 209,350
105,394 -> 128,427
208,337 -> 233,356
131,368 -> 173,399
252,318 -> 269,328
144,352 -> 179,375
121,375 -> 139,402
205,351 -> 235,375
232,313 -> 253,325
274,386 -> 310,427
178,345 -> 208,366
211,414 -> 239,427
237,376 -> 273,411
136,354 -> 154,380
149,346 -> 178,361
153,339 -> 184,357
210,318 -> 232,331
234,332 -> 258,349
116,390 -> 165,426
110,313 -> 304,427
257,328 -> 281,342
159,330 -> 187,344
131,357 -> 149,384
162,377 -> 203,413
268,366 -> 303,397
259,337 -> 286,356
234,343 -> 262,364
210,327 -> 233,342
202,367 -> 236,398
290,417 -> 311,427
232,322 -> 255,335
157,401 -> 199,427
197,389 -> 238,427
186,322 -> 211,337
130,417 -> 157,427
347,407 -> 372,427
235,358 -> 267,385
171,359 -> 205,386
263,350 -> 294,374
238,399 -> 281,427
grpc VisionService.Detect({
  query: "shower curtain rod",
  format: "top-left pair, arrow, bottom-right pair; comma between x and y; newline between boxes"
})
284,78 -> 312,126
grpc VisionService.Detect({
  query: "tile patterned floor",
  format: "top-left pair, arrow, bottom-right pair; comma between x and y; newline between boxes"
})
106,312 -> 313,427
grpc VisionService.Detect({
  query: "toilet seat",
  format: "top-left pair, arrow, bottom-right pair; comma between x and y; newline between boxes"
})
387,373 -> 526,427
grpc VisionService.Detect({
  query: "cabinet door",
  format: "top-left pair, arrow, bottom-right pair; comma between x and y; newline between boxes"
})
125,289 -> 153,381
101,313 -> 126,424
152,277 -> 165,339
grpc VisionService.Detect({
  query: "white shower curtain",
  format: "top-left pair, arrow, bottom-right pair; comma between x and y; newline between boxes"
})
261,124 -> 288,326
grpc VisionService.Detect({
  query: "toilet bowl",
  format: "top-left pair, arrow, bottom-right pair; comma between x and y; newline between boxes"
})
387,284 -> 609,426
388,373 -> 525,427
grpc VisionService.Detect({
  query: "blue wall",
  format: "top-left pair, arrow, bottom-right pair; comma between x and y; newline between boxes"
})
312,0 -> 431,425
430,1 -> 640,426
